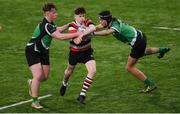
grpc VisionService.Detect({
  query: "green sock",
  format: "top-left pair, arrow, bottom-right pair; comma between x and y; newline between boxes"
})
144,78 -> 154,86
32,97 -> 38,102
159,47 -> 165,54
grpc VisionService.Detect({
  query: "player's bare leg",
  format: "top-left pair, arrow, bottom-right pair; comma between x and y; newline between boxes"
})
85,60 -> 96,79
29,63 -> 45,109
60,64 -> 75,96
145,47 -> 170,58
29,65 -> 49,96
144,47 -> 159,55
126,56 -> 146,81
77,60 -> 96,104
41,65 -> 49,81
126,56 -> 156,93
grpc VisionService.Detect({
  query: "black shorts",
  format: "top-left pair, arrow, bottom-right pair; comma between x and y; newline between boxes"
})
25,45 -> 49,67
69,48 -> 94,65
130,32 -> 147,59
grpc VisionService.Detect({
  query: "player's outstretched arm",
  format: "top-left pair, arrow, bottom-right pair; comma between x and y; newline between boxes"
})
82,24 -> 96,36
51,30 -> 82,40
95,24 -> 104,30
94,28 -> 115,36
72,24 -> 96,45
56,23 -> 69,32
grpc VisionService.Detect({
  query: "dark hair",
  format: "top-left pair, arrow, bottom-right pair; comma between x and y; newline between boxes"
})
99,10 -> 112,21
42,3 -> 57,12
74,7 -> 86,15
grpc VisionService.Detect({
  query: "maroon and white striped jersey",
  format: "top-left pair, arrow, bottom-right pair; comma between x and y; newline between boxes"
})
68,19 -> 94,52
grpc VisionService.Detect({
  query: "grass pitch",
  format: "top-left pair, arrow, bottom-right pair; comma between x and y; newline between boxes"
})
0,0 -> 180,113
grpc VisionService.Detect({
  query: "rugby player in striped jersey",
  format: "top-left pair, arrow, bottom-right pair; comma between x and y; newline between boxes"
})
59,7 -> 96,104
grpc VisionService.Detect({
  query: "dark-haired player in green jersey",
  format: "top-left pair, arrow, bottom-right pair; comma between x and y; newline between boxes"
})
94,10 -> 170,93
78,10 -> 170,93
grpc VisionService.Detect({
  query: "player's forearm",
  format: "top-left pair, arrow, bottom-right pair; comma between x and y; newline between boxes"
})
52,30 -> 80,40
59,33 -> 79,40
57,24 -> 69,32
94,30 -> 110,36
95,24 -> 104,30
83,25 -> 96,36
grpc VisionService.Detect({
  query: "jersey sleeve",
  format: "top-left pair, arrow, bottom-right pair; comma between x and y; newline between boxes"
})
68,23 -> 77,33
110,22 -> 120,33
45,23 -> 57,35
84,19 -> 94,27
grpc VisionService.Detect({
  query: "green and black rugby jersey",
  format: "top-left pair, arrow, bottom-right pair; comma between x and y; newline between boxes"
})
109,18 -> 138,45
27,18 -> 56,51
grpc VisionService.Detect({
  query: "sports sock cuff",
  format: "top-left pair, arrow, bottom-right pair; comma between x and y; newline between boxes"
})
159,47 -> 166,53
144,78 -> 151,85
63,80 -> 68,86
80,92 -> 85,96
144,78 -> 154,86
86,76 -> 93,80
85,77 -> 93,84
32,97 -> 38,102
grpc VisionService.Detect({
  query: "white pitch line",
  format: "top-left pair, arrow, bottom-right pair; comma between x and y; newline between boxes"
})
153,26 -> 180,31
0,94 -> 52,111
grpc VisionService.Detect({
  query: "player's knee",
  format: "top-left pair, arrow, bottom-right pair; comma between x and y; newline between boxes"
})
34,75 -> 43,82
39,76 -> 48,82
41,72 -> 49,81
43,76 -> 49,81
